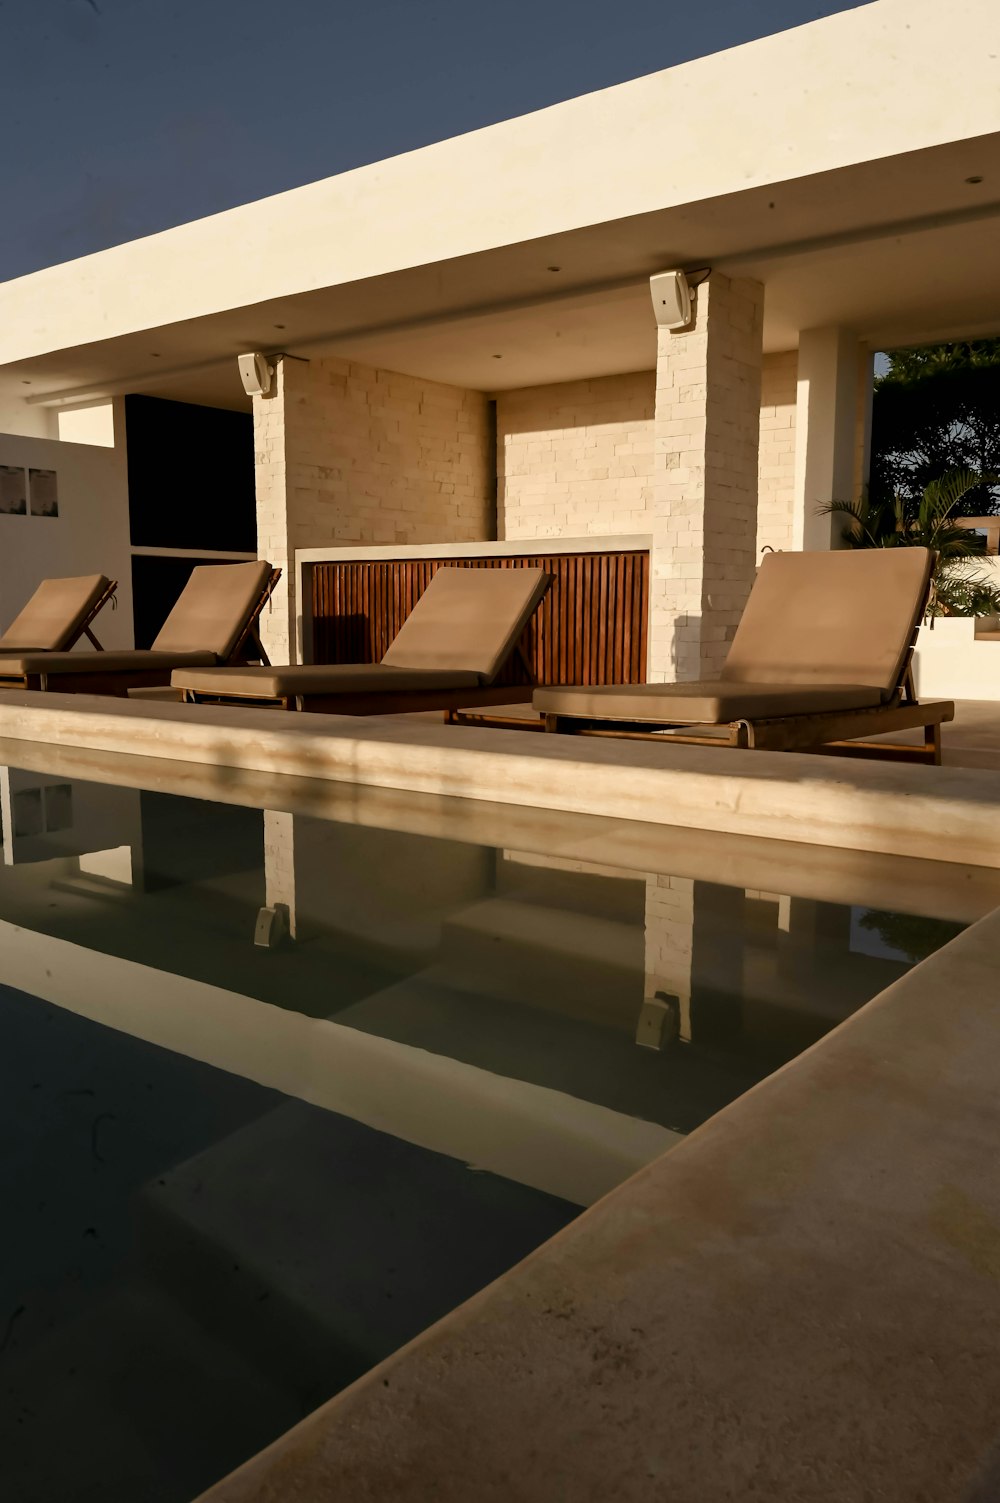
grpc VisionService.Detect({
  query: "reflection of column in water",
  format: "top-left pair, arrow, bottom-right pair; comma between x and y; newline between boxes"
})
690,882 -> 747,1046
780,898 -> 851,986
263,810 -> 297,939
641,875 -> 694,1047
643,877 -> 753,1050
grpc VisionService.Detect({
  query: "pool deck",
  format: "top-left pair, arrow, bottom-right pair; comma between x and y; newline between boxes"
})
1,690 -> 1000,866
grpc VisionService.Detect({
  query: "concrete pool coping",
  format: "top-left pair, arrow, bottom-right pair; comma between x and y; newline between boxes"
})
1,688 -> 1000,867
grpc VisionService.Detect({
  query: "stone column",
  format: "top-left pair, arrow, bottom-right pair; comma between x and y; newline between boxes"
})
650,272 -> 764,682
252,358 -> 296,664
792,327 -> 869,551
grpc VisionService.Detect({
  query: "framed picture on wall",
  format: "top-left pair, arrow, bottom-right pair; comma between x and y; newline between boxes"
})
0,465 -> 27,515
28,468 -> 59,518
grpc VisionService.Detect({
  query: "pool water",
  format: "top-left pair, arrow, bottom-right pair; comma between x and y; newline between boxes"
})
0,757 -> 985,1503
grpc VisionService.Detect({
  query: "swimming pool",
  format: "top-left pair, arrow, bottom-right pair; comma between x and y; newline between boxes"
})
0,751 -> 992,1503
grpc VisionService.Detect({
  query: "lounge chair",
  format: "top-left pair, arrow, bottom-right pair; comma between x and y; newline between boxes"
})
171,565 -> 551,713
531,548 -> 953,764
0,561 -> 279,696
0,574 -> 117,654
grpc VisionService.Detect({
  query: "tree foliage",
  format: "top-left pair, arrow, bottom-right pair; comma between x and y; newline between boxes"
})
871,339 -> 1000,514
819,470 -> 1000,616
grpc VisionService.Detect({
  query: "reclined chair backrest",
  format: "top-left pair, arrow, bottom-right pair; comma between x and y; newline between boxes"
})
0,574 -> 115,651
152,561 -> 276,660
721,548 -> 934,700
381,565 -> 550,683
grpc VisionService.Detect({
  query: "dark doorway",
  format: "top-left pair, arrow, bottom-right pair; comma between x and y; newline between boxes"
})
124,395 -> 256,646
125,395 -> 255,552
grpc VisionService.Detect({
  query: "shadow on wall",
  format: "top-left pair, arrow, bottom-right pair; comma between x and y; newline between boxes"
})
668,613 -> 703,682
496,372 -> 656,541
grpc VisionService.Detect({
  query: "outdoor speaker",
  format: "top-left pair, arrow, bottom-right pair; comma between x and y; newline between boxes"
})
238,351 -> 275,397
649,270 -> 693,330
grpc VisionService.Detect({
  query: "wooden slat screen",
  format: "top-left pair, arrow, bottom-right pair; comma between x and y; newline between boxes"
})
309,551 -> 649,685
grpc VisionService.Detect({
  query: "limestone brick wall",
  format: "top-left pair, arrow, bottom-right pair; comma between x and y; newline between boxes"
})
254,355 -> 493,661
757,350 -> 797,556
496,372 -> 655,540
651,274 -> 764,681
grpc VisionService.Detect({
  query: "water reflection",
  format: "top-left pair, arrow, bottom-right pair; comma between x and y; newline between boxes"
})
0,758 -> 988,1503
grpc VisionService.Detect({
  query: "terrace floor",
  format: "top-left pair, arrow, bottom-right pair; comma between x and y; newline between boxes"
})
921,698 -> 1000,768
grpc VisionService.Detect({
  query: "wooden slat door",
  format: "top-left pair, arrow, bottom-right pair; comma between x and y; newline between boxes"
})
309,550 -> 649,684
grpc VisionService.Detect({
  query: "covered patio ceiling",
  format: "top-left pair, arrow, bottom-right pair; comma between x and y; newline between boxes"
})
3,131 -> 999,415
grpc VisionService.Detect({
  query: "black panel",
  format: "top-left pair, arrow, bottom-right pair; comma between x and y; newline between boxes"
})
125,394 -> 255,552
130,555 -> 244,649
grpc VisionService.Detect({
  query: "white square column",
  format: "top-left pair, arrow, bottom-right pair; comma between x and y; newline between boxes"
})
793,328 -> 872,551
650,273 -> 764,682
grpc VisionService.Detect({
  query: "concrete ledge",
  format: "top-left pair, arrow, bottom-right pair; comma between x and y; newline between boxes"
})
4,731 -> 1000,925
197,908 -> 1000,1503
1,689 -> 1000,866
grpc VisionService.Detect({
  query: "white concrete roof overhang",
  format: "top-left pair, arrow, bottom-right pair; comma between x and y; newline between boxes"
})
1,0 -> 999,411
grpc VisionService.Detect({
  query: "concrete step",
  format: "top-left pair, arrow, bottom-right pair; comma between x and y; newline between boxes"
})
439,895 -> 645,1028
0,1279 -> 297,1503
494,859 -> 646,922
336,968 -> 760,1134
136,1098 -> 576,1398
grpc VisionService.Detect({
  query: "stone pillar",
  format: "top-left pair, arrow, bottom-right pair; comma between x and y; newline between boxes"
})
650,273 -> 764,682
792,328 -> 867,551
252,358 -> 296,664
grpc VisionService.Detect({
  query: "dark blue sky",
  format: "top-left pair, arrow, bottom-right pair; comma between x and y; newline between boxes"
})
0,0 -> 868,281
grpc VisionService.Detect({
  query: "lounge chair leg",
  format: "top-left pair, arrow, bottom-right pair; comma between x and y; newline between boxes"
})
543,713 -> 560,733
926,722 -> 942,766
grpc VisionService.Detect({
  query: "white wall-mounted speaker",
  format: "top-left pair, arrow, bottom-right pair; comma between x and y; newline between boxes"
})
238,351 -> 275,397
649,270 -> 693,330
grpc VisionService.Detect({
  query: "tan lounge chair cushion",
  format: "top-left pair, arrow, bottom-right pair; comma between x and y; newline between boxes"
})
381,566 -> 549,682
172,662 -> 483,698
533,681 -> 884,723
0,574 -> 113,651
0,649 -> 217,679
721,547 -> 933,697
152,560 -> 274,658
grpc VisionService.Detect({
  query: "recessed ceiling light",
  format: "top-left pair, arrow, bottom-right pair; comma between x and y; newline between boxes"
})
966,175 -> 984,184
274,323 -> 286,329
21,379 -> 31,385
547,265 -> 561,272
492,353 -> 503,359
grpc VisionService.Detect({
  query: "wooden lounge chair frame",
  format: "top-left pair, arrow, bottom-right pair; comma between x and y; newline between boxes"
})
4,568 -> 280,696
64,576 -> 118,652
538,663 -> 951,765
175,567 -> 550,714
179,644 -> 538,714
453,550 -> 953,765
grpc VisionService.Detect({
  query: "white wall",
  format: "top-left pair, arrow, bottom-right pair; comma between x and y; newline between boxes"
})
0,768 -> 141,878
912,617 -> 1000,702
0,410 -> 133,645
